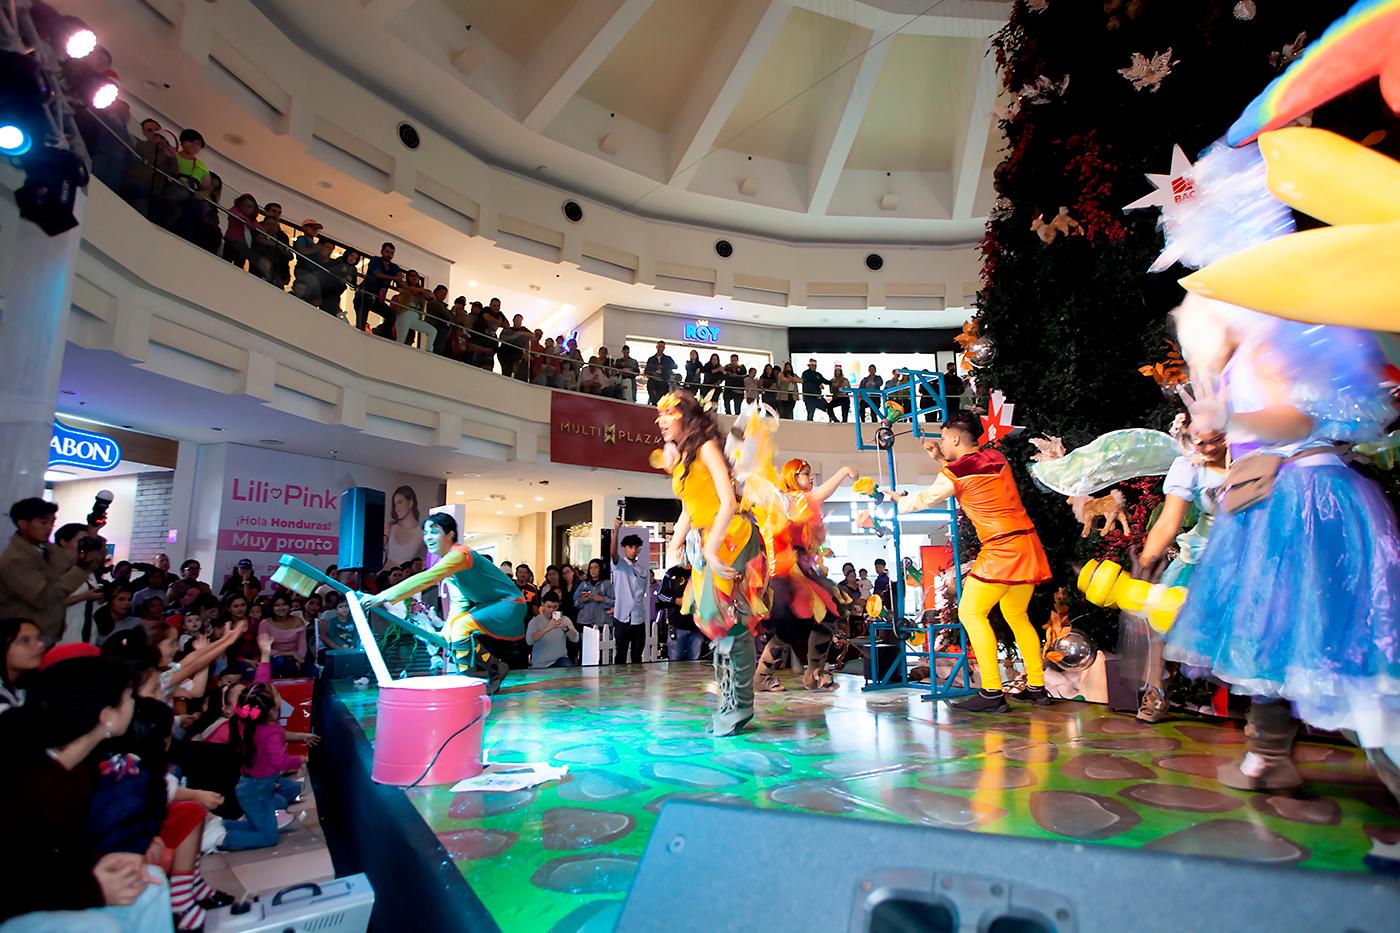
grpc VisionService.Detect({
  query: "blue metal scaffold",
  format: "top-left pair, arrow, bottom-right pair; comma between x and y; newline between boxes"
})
851,369 -> 976,702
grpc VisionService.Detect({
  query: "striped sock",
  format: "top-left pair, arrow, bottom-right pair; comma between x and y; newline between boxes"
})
192,855 -> 214,901
171,871 -> 205,929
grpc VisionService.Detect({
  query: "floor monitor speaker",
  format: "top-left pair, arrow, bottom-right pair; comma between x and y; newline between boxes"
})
618,801 -> 1400,933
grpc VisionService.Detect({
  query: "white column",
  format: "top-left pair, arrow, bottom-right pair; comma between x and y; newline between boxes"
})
0,187 -> 85,507
164,441 -> 201,565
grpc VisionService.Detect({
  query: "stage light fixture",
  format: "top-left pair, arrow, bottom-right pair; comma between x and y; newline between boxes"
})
70,70 -> 118,109
0,123 -> 31,157
31,5 -> 96,59
60,22 -> 95,59
0,50 -> 48,160
15,145 -> 87,236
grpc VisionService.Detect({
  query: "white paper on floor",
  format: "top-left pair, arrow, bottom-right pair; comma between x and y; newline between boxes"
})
448,761 -> 568,793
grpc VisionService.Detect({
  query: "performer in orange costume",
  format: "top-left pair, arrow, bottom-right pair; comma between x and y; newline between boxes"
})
754,460 -> 857,691
892,410 -> 1052,712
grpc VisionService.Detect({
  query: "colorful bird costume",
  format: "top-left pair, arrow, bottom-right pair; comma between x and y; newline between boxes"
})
754,460 -> 843,692
659,393 -> 771,736
907,448 -> 1051,692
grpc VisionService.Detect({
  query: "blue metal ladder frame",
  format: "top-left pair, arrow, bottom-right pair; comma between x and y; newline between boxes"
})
851,369 -> 976,701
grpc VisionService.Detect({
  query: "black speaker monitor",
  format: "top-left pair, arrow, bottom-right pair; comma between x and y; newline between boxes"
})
339,487 -> 385,572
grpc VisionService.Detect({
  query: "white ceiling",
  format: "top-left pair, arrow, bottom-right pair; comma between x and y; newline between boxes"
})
69,0 -> 996,332
249,0 -> 1009,236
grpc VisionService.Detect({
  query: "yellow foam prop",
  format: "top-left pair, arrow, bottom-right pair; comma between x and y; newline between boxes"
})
1180,220 -> 1400,331
1146,586 -> 1186,634
1258,128 -> 1400,226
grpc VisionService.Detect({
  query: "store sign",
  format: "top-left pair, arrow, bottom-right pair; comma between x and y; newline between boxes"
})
683,319 -> 721,343
214,444 -> 437,583
49,420 -> 122,472
550,392 -> 663,475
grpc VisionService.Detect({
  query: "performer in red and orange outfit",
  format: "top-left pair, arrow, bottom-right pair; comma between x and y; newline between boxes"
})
891,411 -> 1052,712
754,460 -> 857,691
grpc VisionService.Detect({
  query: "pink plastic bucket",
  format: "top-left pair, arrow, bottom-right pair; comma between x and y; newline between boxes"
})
370,675 -> 492,786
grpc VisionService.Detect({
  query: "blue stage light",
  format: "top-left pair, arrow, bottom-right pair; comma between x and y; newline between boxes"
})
0,123 -> 32,157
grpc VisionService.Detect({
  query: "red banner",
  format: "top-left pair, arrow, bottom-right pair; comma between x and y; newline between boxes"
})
549,392 -> 665,474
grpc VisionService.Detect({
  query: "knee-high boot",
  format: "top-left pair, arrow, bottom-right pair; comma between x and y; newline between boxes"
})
1217,698 -> 1301,791
712,633 -> 757,736
802,626 -> 836,690
754,636 -> 789,692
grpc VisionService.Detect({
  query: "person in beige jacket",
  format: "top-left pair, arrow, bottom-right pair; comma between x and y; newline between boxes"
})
0,499 -> 102,642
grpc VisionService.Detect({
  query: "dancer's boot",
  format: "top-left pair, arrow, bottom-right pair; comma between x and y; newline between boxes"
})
1217,698 -> 1302,791
1136,684 -> 1168,723
802,629 -> 836,690
712,633 -> 757,736
753,638 -> 788,692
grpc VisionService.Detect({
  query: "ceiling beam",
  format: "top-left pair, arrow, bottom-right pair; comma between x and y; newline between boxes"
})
804,26 -> 891,215
787,0 -> 1007,39
519,0 -> 656,132
949,44 -> 999,220
360,0 -> 423,25
666,0 -> 790,186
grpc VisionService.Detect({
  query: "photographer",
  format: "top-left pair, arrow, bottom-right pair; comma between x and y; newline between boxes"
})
0,499 -> 104,643
56,524 -> 107,645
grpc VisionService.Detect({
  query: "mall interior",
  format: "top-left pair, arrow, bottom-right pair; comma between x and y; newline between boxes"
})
2,1 -> 1399,931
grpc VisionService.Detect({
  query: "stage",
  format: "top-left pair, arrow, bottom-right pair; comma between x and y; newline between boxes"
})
312,663 -> 1400,932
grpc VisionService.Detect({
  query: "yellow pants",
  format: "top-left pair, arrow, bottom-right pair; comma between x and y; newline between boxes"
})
959,578 -> 1043,690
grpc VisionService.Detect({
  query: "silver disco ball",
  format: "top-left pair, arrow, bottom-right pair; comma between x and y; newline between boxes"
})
966,336 -> 998,368
1052,630 -> 1096,672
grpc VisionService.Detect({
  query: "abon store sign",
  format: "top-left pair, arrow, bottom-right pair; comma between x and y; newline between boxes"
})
49,420 -> 122,472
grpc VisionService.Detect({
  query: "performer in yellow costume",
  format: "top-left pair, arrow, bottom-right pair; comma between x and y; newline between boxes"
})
754,459 -> 856,691
892,410 -> 1052,712
657,391 -> 769,735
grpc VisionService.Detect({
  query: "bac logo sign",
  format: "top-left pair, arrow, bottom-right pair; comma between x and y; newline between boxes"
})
683,319 -> 721,343
49,420 -> 122,472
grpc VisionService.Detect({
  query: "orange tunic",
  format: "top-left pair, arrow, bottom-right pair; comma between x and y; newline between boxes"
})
943,449 -> 1051,586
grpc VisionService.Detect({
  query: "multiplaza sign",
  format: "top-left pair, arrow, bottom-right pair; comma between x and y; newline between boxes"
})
549,392 -> 660,474
49,420 -> 122,472
555,420 -> 662,447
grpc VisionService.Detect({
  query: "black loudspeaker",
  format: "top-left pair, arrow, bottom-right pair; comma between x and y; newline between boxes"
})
339,488 -> 385,572
864,640 -> 902,682
322,649 -> 370,680
618,802 -> 1400,932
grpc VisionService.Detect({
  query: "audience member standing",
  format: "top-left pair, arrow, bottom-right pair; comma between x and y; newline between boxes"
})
829,364 -> 851,423
222,194 -> 259,271
356,242 -> 401,332
609,520 -> 648,664
722,354 -> 747,415
0,499 -> 101,643
498,314 -> 531,381
801,359 -> 831,421
644,342 -> 677,405
859,365 -> 884,422
777,362 -> 799,419
684,350 -> 703,390
658,565 -> 700,661
615,346 -> 640,402
250,202 -> 292,289
943,362 -> 965,417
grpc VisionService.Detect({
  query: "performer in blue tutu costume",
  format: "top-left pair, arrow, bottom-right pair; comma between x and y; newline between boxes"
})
1127,415 -> 1228,723
1167,293 -> 1400,792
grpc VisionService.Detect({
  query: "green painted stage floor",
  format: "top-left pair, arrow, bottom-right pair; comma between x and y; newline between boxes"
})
333,665 -> 1400,932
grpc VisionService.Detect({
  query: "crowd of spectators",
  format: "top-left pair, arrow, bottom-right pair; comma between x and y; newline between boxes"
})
85,108 -> 972,421
0,481 -> 903,929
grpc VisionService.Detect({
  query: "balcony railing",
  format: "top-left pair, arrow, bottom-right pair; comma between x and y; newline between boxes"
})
85,116 -> 971,423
